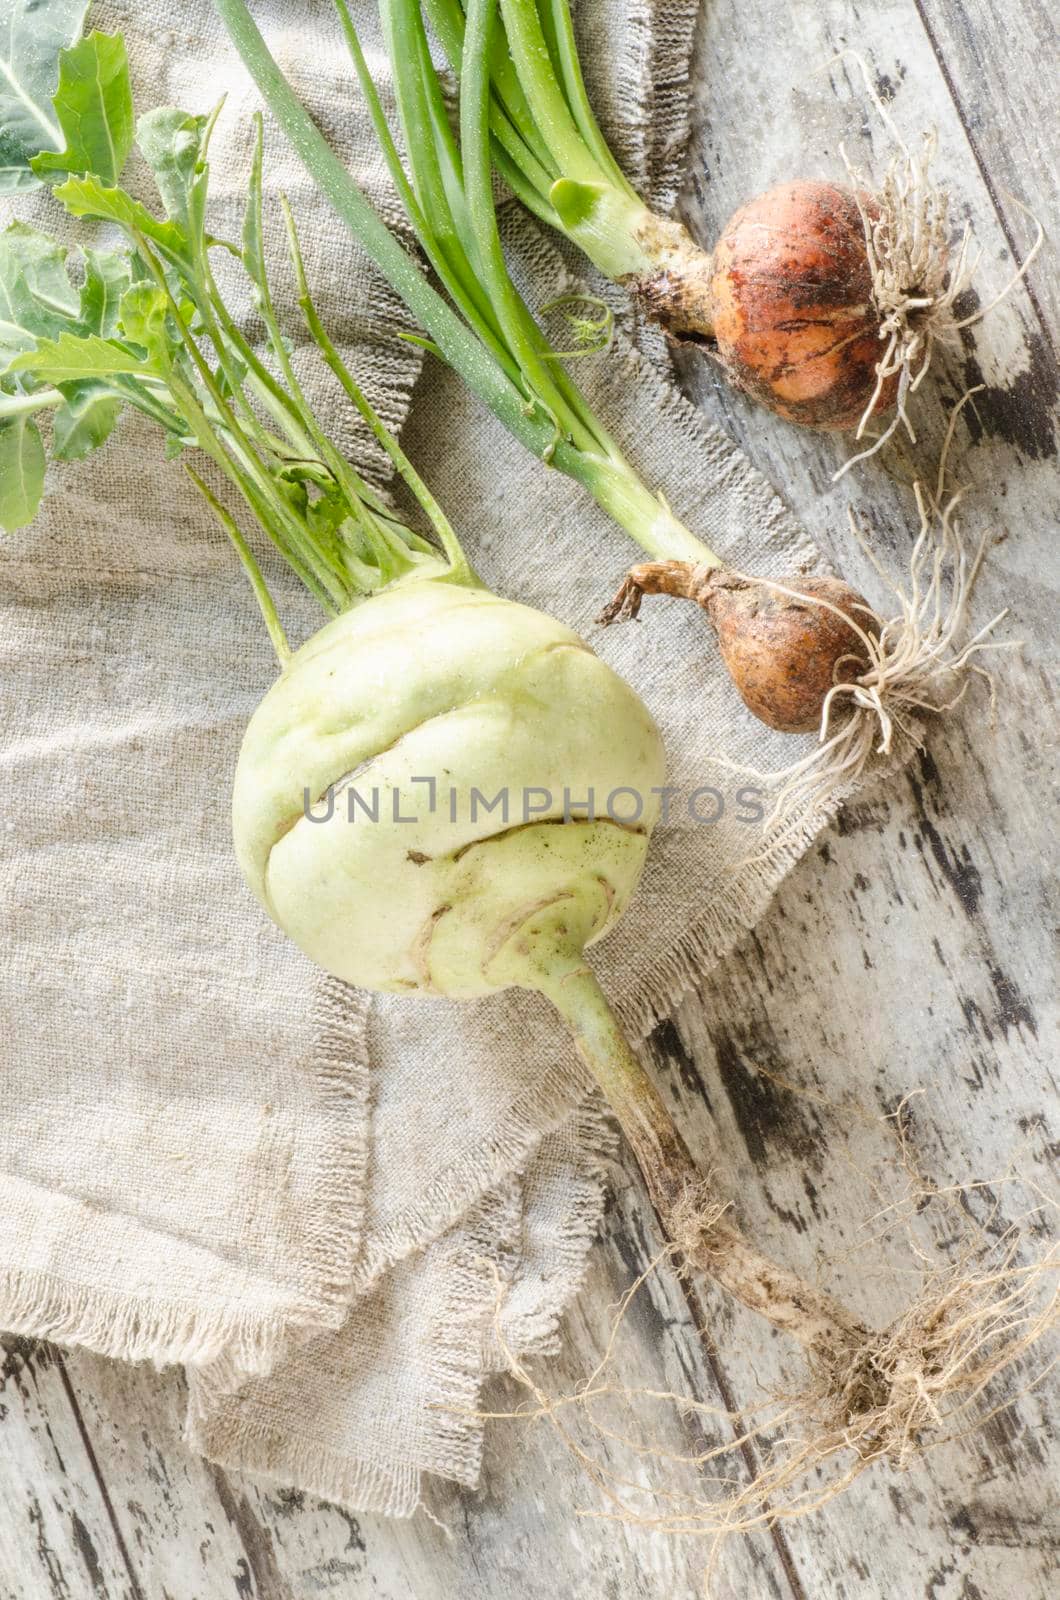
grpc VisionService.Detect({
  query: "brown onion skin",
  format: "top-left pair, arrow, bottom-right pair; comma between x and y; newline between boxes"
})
701,572 -> 877,733
600,562 -> 879,735
706,181 -> 899,430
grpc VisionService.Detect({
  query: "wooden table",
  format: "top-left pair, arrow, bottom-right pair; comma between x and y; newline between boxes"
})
2,1 -> 1056,1595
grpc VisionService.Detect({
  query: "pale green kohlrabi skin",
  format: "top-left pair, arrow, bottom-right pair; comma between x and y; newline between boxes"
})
232,577 -> 665,998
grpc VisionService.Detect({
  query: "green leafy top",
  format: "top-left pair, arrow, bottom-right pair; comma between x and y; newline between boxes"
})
214,0 -> 715,567
1,30 -> 475,659
0,4 -> 129,192
29,29 -> 134,184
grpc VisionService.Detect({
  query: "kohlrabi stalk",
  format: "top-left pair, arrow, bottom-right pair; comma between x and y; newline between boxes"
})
3,69 -> 670,1142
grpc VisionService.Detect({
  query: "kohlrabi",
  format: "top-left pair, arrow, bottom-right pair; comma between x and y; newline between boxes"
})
0,45 -> 659,1191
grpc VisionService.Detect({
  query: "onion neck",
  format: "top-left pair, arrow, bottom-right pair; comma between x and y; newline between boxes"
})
574,455 -> 722,566
549,182 -> 717,344
624,211 -> 717,343
548,180 -> 657,279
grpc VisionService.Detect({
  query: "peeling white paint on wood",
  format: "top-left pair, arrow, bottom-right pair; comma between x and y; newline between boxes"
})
2,1 -> 1056,1595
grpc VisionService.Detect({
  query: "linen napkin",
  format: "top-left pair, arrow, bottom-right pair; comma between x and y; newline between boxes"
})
1,0 -> 835,1513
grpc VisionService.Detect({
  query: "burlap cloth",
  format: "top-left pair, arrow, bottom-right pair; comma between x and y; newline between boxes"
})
0,0 -> 833,1514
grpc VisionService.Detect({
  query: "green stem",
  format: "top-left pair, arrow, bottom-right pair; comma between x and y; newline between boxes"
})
167,363 -> 339,611
536,0 -> 637,196
281,197 -> 476,589
185,464 -> 291,666
580,457 -> 720,565
461,0 -> 606,455
217,0 -> 580,455
381,0 -> 477,286
491,139 -> 561,227
111,375 -> 190,439
333,0 -> 525,388
382,0 -> 525,361
240,115 -> 399,562
213,0 -> 722,566
548,176 -> 656,281
496,0 -> 603,183
473,0 -> 665,279
0,388 -> 64,419
136,232 -> 353,607
424,0 -> 557,184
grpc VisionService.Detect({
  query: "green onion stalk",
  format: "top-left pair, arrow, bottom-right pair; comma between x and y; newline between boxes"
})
416,0 -> 977,443
223,0 -> 713,566
424,0 -> 709,309
213,0 -> 881,742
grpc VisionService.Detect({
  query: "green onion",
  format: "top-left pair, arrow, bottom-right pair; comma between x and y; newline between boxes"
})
213,0 -> 718,566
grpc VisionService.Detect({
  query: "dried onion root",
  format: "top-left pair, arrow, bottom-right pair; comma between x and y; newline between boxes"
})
833,56 -> 1045,477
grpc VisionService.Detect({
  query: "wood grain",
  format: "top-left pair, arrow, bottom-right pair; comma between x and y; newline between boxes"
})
2,1 -> 1057,1595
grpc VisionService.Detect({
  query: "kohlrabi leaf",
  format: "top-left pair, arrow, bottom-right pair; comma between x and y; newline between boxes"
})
53,173 -> 186,255
117,282 -> 178,363
0,411 -> 45,528
30,31 -> 134,186
241,112 -> 266,292
0,221 -> 80,366
78,246 -> 137,336
51,379 -> 122,459
0,0 -> 88,193
8,329 -> 151,382
136,107 -> 207,230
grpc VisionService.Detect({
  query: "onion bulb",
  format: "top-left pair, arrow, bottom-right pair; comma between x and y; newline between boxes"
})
601,562 -> 877,734
703,182 -> 901,429
637,182 -> 901,430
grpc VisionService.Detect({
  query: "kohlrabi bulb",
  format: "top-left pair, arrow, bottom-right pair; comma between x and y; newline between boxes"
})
233,578 -> 665,998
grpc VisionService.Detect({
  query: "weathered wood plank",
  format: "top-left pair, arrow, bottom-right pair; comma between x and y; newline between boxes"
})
912,0 -> 1059,343
0,1341 -> 139,1600
661,0 -> 1059,1592
655,683 -> 1058,1599
4,1244 -> 794,1600
2,0 -> 1057,1596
